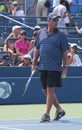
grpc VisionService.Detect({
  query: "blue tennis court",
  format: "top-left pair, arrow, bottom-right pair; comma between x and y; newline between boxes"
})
0,117 -> 82,130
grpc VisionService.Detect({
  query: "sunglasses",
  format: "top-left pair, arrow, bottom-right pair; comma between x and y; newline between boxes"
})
52,18 -> 59,22
21,33 -> 26,36
13,4 -> 18,6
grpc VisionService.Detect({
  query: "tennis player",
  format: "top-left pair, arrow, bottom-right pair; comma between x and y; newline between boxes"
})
32,12 -> 69,122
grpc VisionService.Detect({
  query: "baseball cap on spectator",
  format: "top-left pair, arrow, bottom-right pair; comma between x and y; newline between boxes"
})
70,43 -> 77,48
12,25 -> 21,32
48,13 -> 61,20
19,30 -> 27,35
12,1 -> 18,5
34,25 -> 41,30
24,54 -> 32,60
70,43 -> 78,50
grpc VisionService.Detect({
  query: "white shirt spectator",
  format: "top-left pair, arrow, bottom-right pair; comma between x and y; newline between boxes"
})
68,53 -> 82,66
77,28 -> 82,34
53,0 -> 73,8
53,3 -> 67,33
75,26 -> 82,34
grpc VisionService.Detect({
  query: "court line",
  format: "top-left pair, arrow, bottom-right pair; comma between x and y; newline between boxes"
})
0,117 -> 81,121
0,126 -> 24,130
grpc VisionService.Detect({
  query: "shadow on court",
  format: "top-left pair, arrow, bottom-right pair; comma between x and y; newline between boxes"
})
0,118 -> 82,130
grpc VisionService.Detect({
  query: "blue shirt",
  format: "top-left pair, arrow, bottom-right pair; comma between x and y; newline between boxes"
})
35,28 -> 69,71
28,48 -> 34,59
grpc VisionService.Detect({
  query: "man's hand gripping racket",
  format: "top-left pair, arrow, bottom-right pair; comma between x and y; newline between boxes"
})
22,70 -> 35,96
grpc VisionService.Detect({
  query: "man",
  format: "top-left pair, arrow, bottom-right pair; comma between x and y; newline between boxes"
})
32,0 -> 48,24
32,12 -> 69,122
53,0 -> 67,34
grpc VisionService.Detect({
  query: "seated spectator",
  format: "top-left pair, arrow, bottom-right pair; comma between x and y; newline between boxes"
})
75,25 -> 82,34
0,52 -> 12,66
3,25 -> 21,60
11,1 -> 25,19
18,54 -> 32,66
28,48 -> 34,60
28,25 -> 41,59
67,43 -> 82,66
28,39 -> 35,52
0,0 -> 6,12
34,25 -> 41,31
14,30 -> 30,61
0,59 -> 12,66
5,0 -> 21,13
32,25 -> 41,40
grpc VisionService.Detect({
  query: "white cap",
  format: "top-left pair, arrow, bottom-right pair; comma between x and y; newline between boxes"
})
70,43 -> 77,48
12,25 -> 21,32
34,25 -> 40,30
24,54 -> 32,60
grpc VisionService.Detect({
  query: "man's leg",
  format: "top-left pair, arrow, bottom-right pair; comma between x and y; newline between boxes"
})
42,88 -> 65,121
42,88 -> 63,112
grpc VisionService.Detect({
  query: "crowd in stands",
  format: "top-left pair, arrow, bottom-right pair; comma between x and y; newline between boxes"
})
0,0 -> 82,66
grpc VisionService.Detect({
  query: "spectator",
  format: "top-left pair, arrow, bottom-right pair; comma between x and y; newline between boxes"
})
14,30 -> 30,61
32,25 -> 41,40
28,39 -> 35,52
28,48 -> 34,60
28,25 -> 41,59
64,0 -> 71,27
11,1 -> 25,21
34,25 -> 41,32
3,25 -> 21,61
52,0 -> 67,34
3,25 -> 21,53
5,0 -> 22,13
67,43 -> 82,66
0,0 -> 6,12
0,59 -> 12,66
18,54 -> 32,66
75,25 -> 82,34
32,0 -> 48,24
0,52 -> 12,66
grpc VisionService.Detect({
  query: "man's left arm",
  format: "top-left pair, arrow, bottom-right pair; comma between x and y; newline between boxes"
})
62,51 -> 68,77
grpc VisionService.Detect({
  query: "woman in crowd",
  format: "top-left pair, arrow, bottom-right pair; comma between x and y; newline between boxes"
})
67,43 -> 82,66
14,30 -> 30,62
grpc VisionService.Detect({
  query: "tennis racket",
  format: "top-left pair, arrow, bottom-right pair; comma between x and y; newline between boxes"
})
22,70 -> 35,96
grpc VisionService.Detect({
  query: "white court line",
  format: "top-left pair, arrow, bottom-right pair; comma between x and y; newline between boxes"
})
0,126 -> 24,130
0,123 -> 52,127
0,117 -> 81,121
